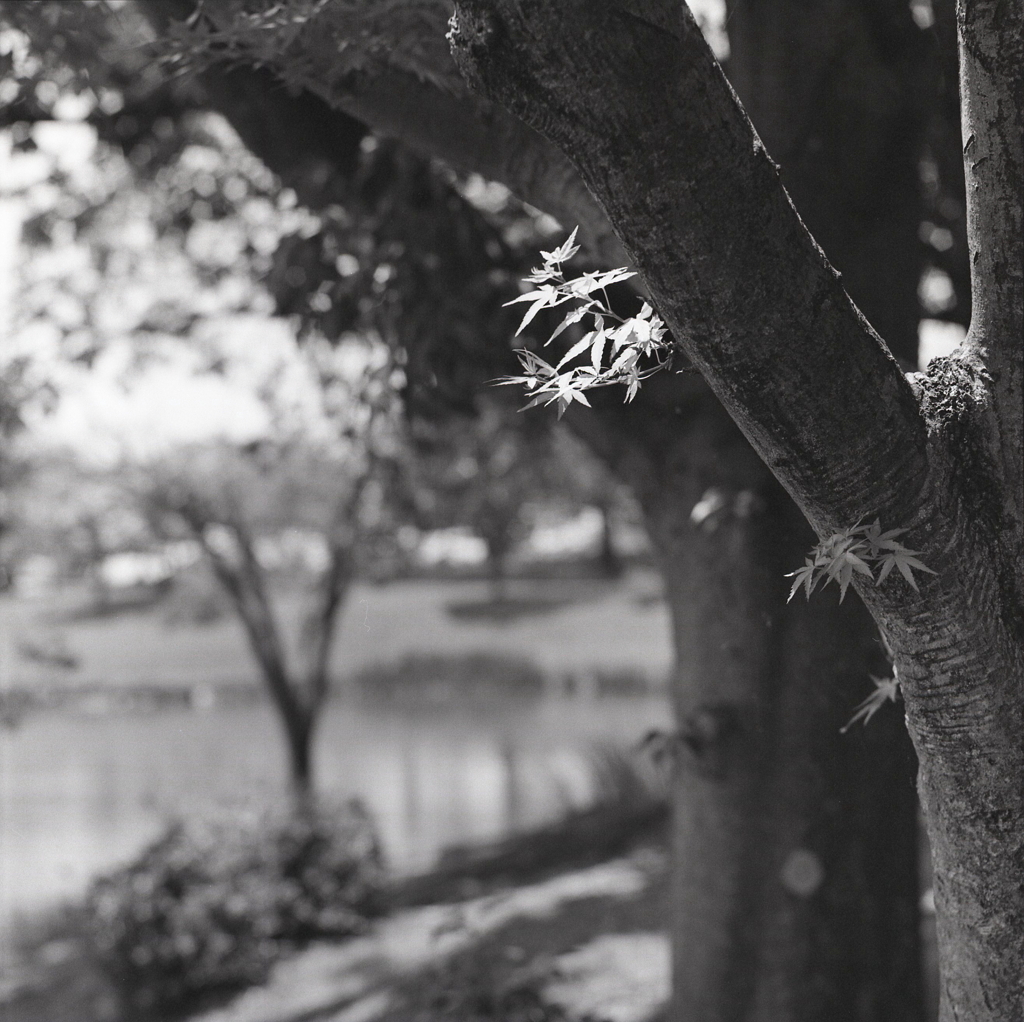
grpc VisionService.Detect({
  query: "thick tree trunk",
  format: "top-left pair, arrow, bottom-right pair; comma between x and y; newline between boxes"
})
568,6 -> 931,1014
896,7 -> 1024,1018
573,386 -> 923,1021
660,497 -> 922,1021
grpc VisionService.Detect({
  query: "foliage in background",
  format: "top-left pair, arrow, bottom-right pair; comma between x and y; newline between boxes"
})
160,0 -> 460,95
391,951 -> 575,1022
85,802 -> 384,1017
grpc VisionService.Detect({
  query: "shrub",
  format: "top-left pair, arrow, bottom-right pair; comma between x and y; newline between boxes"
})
85,801 -> 384,1017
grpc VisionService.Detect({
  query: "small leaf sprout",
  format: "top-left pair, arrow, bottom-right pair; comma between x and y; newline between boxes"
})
786,519 -> 937,604
788,523 -> 935,732
498,228 -> 672,418
840,671 -> 901,733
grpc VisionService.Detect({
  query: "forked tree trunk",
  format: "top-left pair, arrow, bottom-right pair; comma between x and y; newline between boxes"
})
566,4 -> 933,1012
450,3 -> 1024,1018
193,521 -> 343,811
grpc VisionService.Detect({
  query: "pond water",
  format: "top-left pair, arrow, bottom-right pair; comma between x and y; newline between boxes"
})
0,694 -> 670,938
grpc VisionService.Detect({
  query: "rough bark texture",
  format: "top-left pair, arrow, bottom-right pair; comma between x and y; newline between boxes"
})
903,6 -> 1024,1018
450,2 -> 1024,1019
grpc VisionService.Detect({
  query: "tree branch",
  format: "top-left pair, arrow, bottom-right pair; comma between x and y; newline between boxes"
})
140,0 -> 628,267
320,66 -> 629,268
450,0 -> 930,536
183,512 -> 304,720
957,0 -> 1023,548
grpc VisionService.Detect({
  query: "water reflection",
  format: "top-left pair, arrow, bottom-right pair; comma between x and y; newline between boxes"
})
0,694 -> 669,934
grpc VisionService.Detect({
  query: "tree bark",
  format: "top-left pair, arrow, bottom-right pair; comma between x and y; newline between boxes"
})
485,542 -> 509,604
449,0 -> 928,535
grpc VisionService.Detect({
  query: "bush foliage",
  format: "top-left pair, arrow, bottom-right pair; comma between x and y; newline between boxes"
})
85,802 -> 384,1016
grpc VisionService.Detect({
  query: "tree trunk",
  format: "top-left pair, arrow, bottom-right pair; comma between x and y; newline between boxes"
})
282,705 -> 317,809
658,483 -> 922,1021
450,3 -> 936,1013
195,523 -> 326,807
573,384 -> 923,1020
481,530 -> 512,604
566,6 -> 932,1013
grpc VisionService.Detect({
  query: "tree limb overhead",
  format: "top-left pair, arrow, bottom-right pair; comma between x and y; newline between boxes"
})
449,0 -> 931,538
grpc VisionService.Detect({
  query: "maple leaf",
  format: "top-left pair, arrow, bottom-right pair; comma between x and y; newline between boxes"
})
556,332 -> 598,369
624,366 -> 643,402
551,377 -> 591,419
525,264 -> 556,284
539,226 -> 580,268
860,519 -> 909,557
546,303 -> 593,346
876,545 -> 938,591
824,547 -> 874,602
785,558 -> 819,602
499,231 -> 673,413
504,284 -> 577,336
590,267 -> 637,289
610,347 -> 640,376
840,674 -> 900,733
